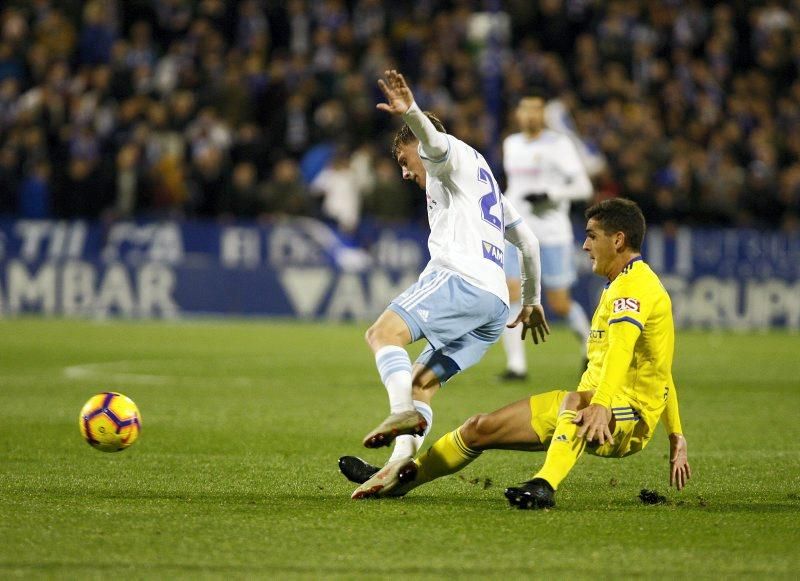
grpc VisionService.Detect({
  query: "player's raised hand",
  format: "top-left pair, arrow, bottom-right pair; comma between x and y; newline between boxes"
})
574,404 -> 614,445
508,304 -> 550,345
376,70 -> 415,116
668,433 -> 691,490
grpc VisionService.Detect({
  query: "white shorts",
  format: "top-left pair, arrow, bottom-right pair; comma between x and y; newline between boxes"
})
388,270 -> 508,384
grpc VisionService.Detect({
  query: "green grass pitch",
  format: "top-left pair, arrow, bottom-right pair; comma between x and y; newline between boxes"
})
1,318 -> 799,578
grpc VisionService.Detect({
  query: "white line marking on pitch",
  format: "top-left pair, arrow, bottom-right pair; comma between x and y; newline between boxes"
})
62,360 -> 262,386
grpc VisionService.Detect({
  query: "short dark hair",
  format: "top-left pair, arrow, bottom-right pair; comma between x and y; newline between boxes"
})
391,111 -> 446,159
585,198 -> 646,251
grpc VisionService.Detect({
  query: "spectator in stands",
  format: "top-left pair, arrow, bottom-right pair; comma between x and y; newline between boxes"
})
18,159 -> 51,218
111,143 -> 141,220
0,0 -> 797,233
219,161 -> 263,218
0,147 -> 19,214
261,157 -> 310,219
311,145 -> 364,235
364,157 -> 414,225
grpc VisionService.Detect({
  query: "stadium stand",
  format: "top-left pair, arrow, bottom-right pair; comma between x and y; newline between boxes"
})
0,0 -> 797,232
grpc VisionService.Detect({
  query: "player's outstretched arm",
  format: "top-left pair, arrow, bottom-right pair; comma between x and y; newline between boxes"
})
669,433 -> 691,490
504,199 -> 548,344
661,375 -> 683,434
660,375 -> 689,488
377,69 -> 448,160
376,69 -> 415,116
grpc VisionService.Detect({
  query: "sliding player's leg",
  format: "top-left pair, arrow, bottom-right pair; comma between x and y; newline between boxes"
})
408,390 -> 568,492
352,390 -> 568,499
506,390 -> 593,509
411,396 -> 548,482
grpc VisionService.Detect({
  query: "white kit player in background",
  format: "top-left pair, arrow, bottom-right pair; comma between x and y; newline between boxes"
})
342,70 -> 550,498
499,92 -> 594,381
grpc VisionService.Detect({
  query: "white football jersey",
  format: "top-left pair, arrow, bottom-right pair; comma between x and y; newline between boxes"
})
503,130 -> 593,246
418,134 -> 510,305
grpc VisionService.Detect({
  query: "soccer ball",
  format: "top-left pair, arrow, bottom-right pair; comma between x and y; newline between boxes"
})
79,392 -> 142,452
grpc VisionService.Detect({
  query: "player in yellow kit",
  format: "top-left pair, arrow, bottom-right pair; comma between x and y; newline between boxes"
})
351,198 -> 691,508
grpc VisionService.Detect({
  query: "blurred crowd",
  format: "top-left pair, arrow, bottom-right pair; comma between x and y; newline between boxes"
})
0,0 -> 799,232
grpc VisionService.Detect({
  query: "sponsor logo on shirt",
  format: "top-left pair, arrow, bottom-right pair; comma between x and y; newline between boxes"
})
588,329 -> 605,340
482,240 -> 503,268
416,309 -> 430,322
613,297 -> 640,313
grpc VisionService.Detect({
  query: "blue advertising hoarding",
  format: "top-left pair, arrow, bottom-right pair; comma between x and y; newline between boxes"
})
0,218 -> 797,329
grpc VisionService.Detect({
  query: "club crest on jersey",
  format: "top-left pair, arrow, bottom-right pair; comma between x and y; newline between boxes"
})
482,241 -> 503,267
613,298 -> 640,313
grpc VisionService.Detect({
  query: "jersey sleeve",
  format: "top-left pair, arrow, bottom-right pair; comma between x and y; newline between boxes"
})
590,319 -> 640,408
504,198 -> 542,305
590,275 -> 654,408
660,374 -> 684,435
503,195 -> 523,230
418,133 -> 456,178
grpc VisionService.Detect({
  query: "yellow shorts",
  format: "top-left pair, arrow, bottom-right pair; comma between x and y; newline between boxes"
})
528,389 -> 653,458
528,389 -> 568,447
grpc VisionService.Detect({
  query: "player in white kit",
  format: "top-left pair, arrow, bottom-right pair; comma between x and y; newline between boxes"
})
500,92 -> 593,380
343,70 -> 549,498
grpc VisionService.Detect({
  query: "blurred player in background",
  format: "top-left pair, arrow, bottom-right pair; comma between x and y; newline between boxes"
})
500,92 -> 594,380
352,199 -> 691,508
341,70 -> 549,495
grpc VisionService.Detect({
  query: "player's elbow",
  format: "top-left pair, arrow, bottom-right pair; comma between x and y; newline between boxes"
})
511,225 -> 539,255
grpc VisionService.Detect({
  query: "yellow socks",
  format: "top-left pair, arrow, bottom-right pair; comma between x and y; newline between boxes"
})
412,410 -> 587,491
533,409 -> 586,490
413,428 -> 481,485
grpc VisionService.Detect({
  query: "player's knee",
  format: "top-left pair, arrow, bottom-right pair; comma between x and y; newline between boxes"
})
460,413 -> 496,449
364,323 -> 383,349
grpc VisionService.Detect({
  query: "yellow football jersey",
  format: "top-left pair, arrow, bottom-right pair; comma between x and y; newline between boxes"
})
578,257 -> 675,430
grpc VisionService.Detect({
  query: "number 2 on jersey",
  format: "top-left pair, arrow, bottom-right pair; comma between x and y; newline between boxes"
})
478,167 -> 503,232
